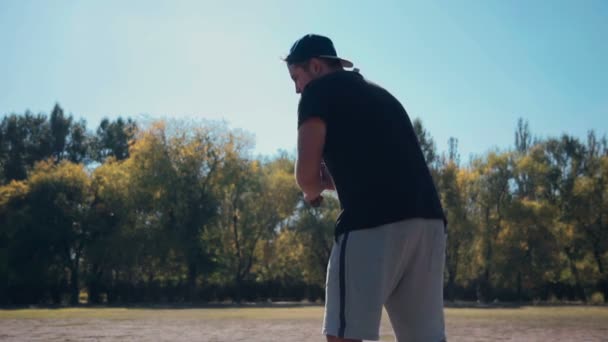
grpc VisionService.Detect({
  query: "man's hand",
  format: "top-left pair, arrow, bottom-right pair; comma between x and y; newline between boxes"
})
304,193 -> 324,207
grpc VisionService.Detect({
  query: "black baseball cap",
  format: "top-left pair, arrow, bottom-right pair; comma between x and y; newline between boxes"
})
284,34 -> 353,68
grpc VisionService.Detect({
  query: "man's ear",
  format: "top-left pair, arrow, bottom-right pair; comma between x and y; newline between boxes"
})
310,58 -> 323,75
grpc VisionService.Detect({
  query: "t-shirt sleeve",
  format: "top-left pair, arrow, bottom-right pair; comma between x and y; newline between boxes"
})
297,80 -> 331,128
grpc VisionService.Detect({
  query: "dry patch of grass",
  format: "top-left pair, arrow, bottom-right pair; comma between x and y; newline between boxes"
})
1,305 -> 607,341
445,305 -> 608,328
2,304 -> 606,321
0,306 -> 324,320
446,306 -> 608,319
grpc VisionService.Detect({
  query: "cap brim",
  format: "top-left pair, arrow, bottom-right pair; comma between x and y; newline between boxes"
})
318,55 -> 354,68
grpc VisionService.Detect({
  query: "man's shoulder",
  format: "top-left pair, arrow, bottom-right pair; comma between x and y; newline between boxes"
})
307,70 -> 362,91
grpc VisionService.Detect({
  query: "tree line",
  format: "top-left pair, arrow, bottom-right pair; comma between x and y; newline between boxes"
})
1,104 -> 606,305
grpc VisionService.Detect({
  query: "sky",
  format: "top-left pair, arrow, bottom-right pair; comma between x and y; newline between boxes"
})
1,0 -> 607,161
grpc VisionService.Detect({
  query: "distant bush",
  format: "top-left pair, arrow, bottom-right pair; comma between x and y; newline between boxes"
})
590,292 -> 605,305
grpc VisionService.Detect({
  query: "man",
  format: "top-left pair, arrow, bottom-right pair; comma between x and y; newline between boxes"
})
285,34 -> 447,342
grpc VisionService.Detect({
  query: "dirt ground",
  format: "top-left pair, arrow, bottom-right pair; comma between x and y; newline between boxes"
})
1,305 -> 607,341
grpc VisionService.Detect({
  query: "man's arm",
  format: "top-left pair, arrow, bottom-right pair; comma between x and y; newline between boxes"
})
296,118 -> 326,204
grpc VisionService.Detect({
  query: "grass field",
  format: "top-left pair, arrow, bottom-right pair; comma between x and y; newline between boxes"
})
1,304 -> 607,341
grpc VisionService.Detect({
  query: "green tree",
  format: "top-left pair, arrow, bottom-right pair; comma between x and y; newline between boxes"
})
543,135 -> 588,301
93,117 -> 137,162
29,160 -> 91,304
163,123 -> 225,300
49,104 -> 73,161
1,160 -> 91,304
413,117 -> 438,170
468,152 -> 513,301
0,112 -> 51,182
438,158 -> 473,300
66,119 -> 91,164
570,132 -> 608,298
86,157 -> 134,303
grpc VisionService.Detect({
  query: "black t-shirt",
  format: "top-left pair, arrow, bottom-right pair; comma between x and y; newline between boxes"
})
298,70 -> 446,238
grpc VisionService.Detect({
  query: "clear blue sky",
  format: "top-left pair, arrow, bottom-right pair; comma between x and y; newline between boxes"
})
2,0 -> 607,160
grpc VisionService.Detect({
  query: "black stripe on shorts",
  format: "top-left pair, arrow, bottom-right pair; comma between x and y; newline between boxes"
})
338,231 -> 350,338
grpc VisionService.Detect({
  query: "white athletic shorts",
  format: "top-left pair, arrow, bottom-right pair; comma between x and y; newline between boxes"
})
323,218 -> 447,342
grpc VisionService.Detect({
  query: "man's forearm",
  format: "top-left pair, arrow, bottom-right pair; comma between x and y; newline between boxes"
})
295,118 -> 328,202
295,159 -> 324,199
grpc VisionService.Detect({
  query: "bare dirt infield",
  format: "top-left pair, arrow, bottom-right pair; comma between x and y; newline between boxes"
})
1,304 -> 607,341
